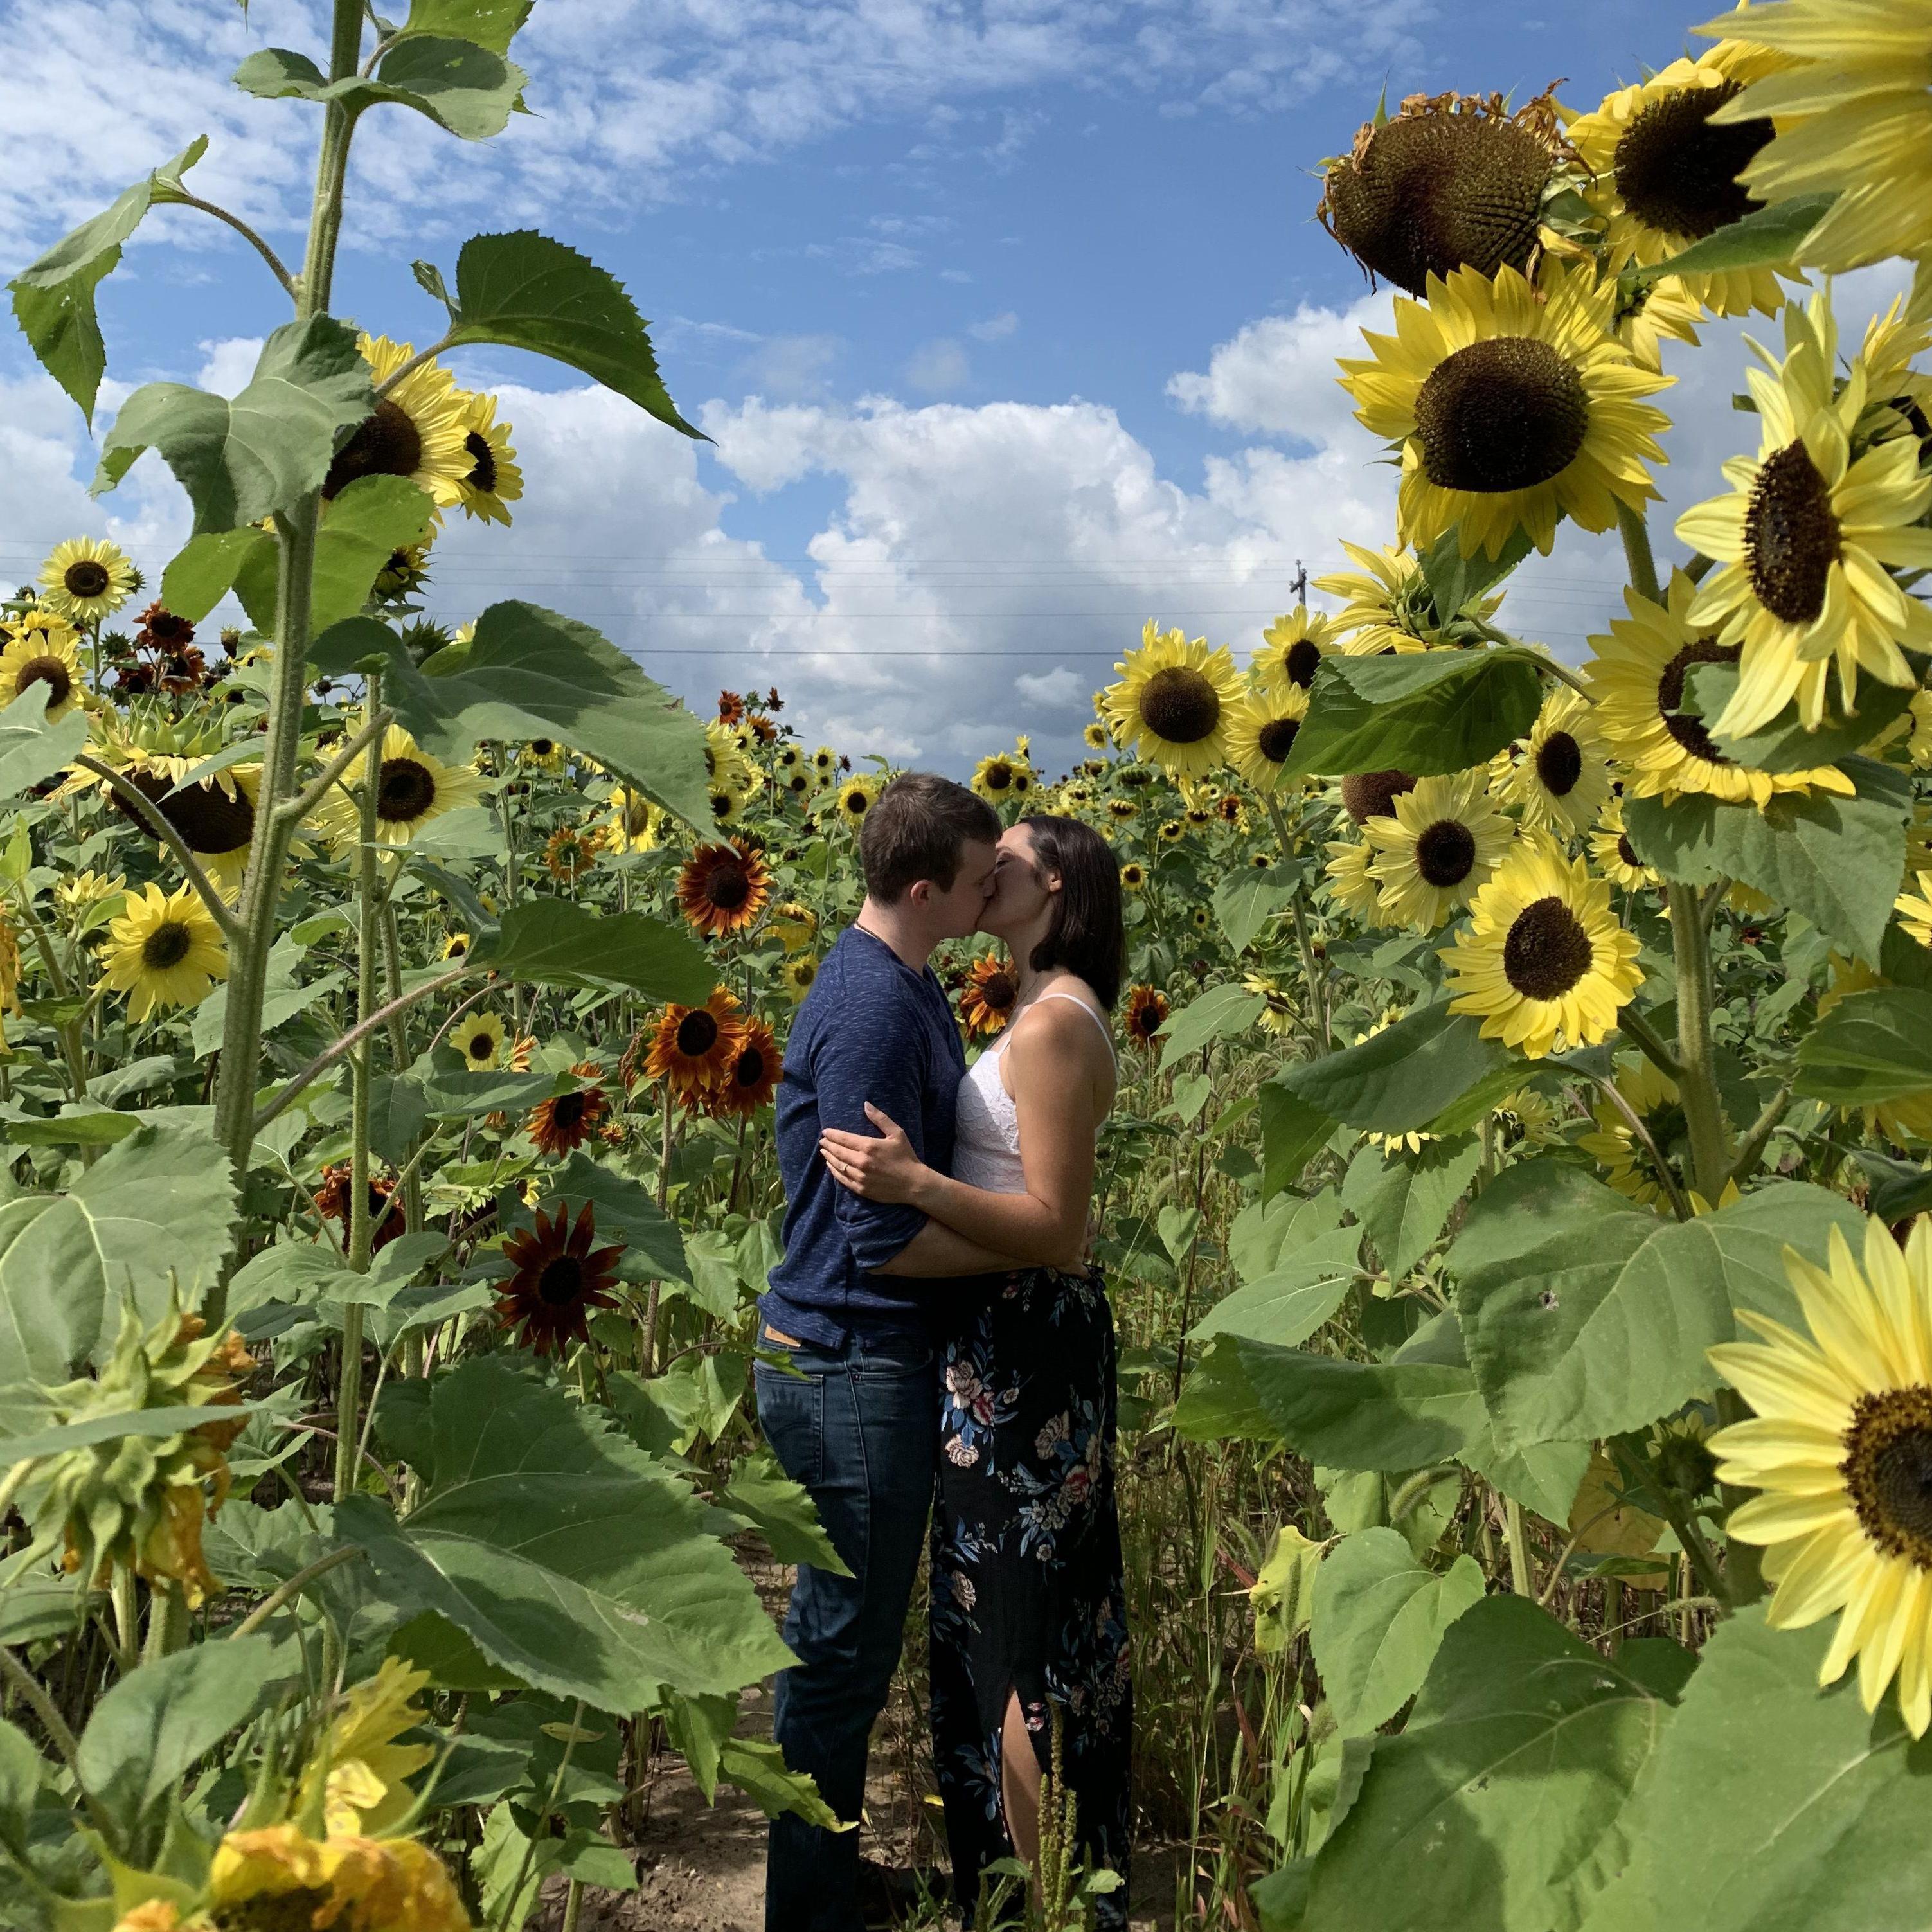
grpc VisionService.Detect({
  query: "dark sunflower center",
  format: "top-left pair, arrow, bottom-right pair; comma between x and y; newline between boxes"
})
1284,638 -> 1323,688
706,862 -> 752,910
735,1047 -> 768,1089
537,1255 -> 585,1307
64,559 -> 111,598
1138,666 -> 1222,744
1415,337 -> 1590,494
1656,637 -> 1741,762
530,739 -> 556,758
1842,1388 -> 1932,1565
1617,832 -> 1642,870
464,1032 -> 491,1062
115,771 -> 256,852
1502,895 -> 1593,1000
323,398 -> 425,499
1746,440 -> 1841,625
1614,80 -> 1771,240
1535,729 -> 1584,798
214,1884 -> 338,1931
981,971 -> 1017,1012
377,757 -> 437,822
550,1093 -> 587,1131
1341,768 -> 1418,824
13,655 -> 71,704
710,792 -> 735,819
1257,717 -> 1300,764
141,920 -> 193,971
985,762 -> 1013,791
677,1011 -> 720,1057
843,791 -> 868,814
1415,818 -> 1478,887
465,428 -> 498,492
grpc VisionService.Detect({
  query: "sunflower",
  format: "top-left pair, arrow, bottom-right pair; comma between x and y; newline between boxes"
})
811,745 -> 837,776
1899,871 -> 1932,951
1611,273 -> 1709,375
525,1079 -> 609,1158
441,931 -> 470,960
38,535 -> 136,622
1585,569 -> 1856,806
604,785 -> 663,855
1707,1217 -> 1932,1737
1325,836 -> 1388,925
1190,905 -> 1212,931
451,1010 -> 505,1071
1568,37 -> 1798,316
1122,984 -> 1170,1050
1120,860 -> 1148,893
1314,543 -> 1504,655
704,720 -> 755,798
208,1823 -> 470,1932
374,545 -> 429,600
1702,0 -> 1932,271
296,1658 -> 436,1838
1494,686 -> 1612,837
521,738 -> 566,774
0,608 -> 84,720
311,723 -> 485,851
1226,686 -> 1310,793
1364,769 -> 1515,930
1338,768 -> 1419,824
55,868 -> 126,913
1439,837 -> 1643,1057
1589,797 -> 1658,891
1100,622 -> 1246,778
1340,262 -> 1673,559
1252,607 -> 1340,697
973,746 -> 1033,805
834,776 -> 879,826
1243,972 -> 1297,1036
543,824 -> 604,884
677,839 -> 771,939
710,1017 -> 782,1117
109,764 -> 264,897
312,1161 -> 406,1253
769,901 -> 818,953
323,334 -> 470,506
98,881 -> 228,1021
1576,1055 -> 1688,1206
1156,818 -> 1185,845
1105,798 -> 1138,823
1676,293 -> 1932,738
1083,722 -> 1111,751
960,954 -> 1019,1037
645,988 -> 744,1097
452,389 -> 523,524
780,954 -> 819,1003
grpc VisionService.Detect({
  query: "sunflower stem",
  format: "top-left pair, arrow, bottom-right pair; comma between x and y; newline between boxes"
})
1503,1497 -> 1534,1597
8,887 -> 86,1102
229,1545 -> 366,1640
1265,792 -> 1330,1053
70,754 -> 244,942
1617,502 -> 1662,607
276,705 -> 393,828
159,193 -> 298,303
1663,881 -> 1731,1200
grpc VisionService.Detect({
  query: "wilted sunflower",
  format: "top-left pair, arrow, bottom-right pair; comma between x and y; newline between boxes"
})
1440,837 -> 1643,1057
603,785 -> 663,854
710,1017 -> 782,1118
312,723 -> 485,851
1585,569 -> 1856,805
324,334 -> 470,506
110,764 -> 264,897
1494,686 -> 1612,837
98,881 -> 228,1021
1576,1055 -> 1688,1206
1315,542 -> 1504,655
0,607 -> 84,720
208,1823 -> 470,1932
960,954 -> 1019,1037
452,389 -> 523,524
1676,293 -> 1932,738
781,953 -> 819,1003
1341,262 -> 1673,559
1325,836 -> 1388,925
1252,607 -> 1340,697
1364,769 -> 1515,930
769,900 -> 818,952
544,824 -> 604,884
646,988 -> 744,1096
1702,0 -> 1932,271
38,535 -> 136,622
1101,622 -> 1246,778
1122,984 -> 1170,1050
1589,797 -> 1658,890
1318,87 -> 1574,294
677,839 -> 771,939
451,1010 -> 506,1071
1226,686 -> 1310,792
1568,37 -> 1796,316
1707,1216 -> 1932,1737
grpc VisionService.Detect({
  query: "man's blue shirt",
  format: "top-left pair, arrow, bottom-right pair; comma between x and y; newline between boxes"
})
763,924 -> 969,1348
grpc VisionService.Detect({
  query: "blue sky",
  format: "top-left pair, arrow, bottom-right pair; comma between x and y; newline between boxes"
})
0,0 -> 1854,776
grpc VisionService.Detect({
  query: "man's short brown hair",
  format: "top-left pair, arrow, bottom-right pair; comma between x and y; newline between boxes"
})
860,773 -> 1001,903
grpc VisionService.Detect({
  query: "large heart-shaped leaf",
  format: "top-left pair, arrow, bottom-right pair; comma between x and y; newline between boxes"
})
1795,985 -> 1932,1106
1190,1225 -> 1362,1346
1284,650 -> 1543,780
1283,999 -> 1513,1133
0,686 -> 87,801
1343,1136 -> 1484,1280
468,899 -> 711,1003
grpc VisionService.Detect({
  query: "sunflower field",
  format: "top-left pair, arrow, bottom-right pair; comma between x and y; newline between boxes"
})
4,0 -> 1932,1928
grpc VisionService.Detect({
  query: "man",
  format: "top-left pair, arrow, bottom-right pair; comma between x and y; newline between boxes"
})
757,772 -> 1017,1932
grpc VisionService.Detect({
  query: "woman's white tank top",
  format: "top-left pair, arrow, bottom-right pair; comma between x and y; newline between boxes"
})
951,990 -> 1114,1195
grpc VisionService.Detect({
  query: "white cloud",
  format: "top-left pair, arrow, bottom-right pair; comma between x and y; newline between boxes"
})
1168,294 -> 1391,443
969,311 -> 1019,343
905,339 -> 972,395
196,337 -> 265,399
1015,666 -> 1084,708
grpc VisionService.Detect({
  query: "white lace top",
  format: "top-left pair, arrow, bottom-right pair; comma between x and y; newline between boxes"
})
952,991 -> 1115,1194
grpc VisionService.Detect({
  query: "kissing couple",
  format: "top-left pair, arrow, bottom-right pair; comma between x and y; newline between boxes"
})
756,771 -> 1132,1931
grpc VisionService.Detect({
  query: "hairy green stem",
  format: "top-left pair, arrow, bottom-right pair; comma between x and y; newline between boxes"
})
1617,501 -> 1662,607
1664,882 -> 1731,1199
230,1546 -> 366,1640
8,888 -> 86,1101
1503,1497 -> 1533,1597
161,193 -> 298,301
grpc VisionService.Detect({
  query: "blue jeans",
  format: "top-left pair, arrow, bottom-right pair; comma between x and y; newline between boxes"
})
756,1328 -> 937,1932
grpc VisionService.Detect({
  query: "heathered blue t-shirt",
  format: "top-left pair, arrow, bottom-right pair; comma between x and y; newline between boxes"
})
762,923 -> 970,1348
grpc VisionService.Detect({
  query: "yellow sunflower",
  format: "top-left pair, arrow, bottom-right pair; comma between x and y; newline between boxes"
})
832,775 -> 879,826
972,747 -> 1033,805
1119,859 -> 1148,893
1339,262 -> 1673,558
1493,686 -> 1613,837
323,335 -> 470,508
1100,622 -> 1245,778
1083,721 -> 1111,751
1567,36 -> 1799,316
1324,836 -> 1389,926
109,763 -> 265,897
1676,291 -> 1932,738
1364,769 -> 1516,930
1585,568 -> 1856,806
37,535 -> 136,622
451,1010 -> 506,1071
1243,971 -> 1297,1036
296,1658 -> 436,1838
209,1823 -> 469,1932
1575,1054 -> 1687,1206
98,881 -> 228,1021
603,785 -> 662,854
1224,686 -> 1310,794
1899,870 -> 1932,949
1589,796 -> 1658,890
311,722 -> 485,851
1439,836 -> 1643,1057
1701,0 -> 1932,271
1707,1216 -> 1932,1737
1861,269 -> 1932,457
0,607 -> 84,720
781,953 -> 819,1003
451,389 -> 522,524
1610,273 -> 1710,375
1314,542 -> 1505,654
1252,606 -> 1341,697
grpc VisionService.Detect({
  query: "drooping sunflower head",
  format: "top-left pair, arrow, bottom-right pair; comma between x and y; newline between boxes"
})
109,763 -> 262,897
324,335 -> 470,506
769,900 -> 818,953
1252,607 -> 1340,698
38,535 -> 136,622
0,607 -> 84,721
1494,685 -> 1612,838
496,1201 -> 625,1356
452,1010 -> 506,1071
1226,685 -> 1311,794
97,881 -> 229,1021
452,388 -> 523,525
645,987 -> 744,1097
1363,768 -> 1516,931
1341,262 -> 1674,559
1575,1053 -> 1687,1207
677,839 -> 773,939
1439,835 -> 1643,1057
312,722 -> 486,852
1319,87 -> 1573,294
1100,622 -> 1246,778
708,1017 -> 782,1117
1122,983 -> 1170,1050
959,954 -> 1019,1037
1589,795 -> 1658,891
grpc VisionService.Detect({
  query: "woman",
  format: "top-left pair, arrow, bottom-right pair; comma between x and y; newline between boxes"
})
819,814 -> 1131,1928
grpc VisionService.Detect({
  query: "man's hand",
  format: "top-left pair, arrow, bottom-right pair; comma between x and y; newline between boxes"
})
820,1104 -> 926,1204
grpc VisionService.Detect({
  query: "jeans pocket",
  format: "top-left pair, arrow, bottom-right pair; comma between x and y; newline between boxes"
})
755,1360 -> 824,1490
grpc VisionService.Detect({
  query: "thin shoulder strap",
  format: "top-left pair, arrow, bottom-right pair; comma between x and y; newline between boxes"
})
1032,990 -> 1117,1066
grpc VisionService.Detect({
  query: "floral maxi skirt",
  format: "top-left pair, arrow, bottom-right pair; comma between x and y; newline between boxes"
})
929,1266 -> 1131,1928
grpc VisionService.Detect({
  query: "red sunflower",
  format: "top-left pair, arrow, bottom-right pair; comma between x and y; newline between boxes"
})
677,839 -> 772,940
717,689 -> 746,726
495,1202 -> 625,1356
959,954 -> 1019,1038
312,1161 -> 406,1251
644,987 -> 744,1098
1122,985 -> 1170,1052
525,1075 -> 609,1156
708,1017 -> 782,1118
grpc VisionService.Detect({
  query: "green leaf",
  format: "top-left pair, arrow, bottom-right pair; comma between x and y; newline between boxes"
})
232,40 -> 528,142
717,1446 -> 851,1575
307,476 -> 438,634
1343,1135 -> 1483,1280
0,1400 -> 282,1467
0,1717 -> 42,1858
192,936 -> 345,1057
418,1064 -> 562,1117
1228,1188 -> 1345,1284
1258,1082 -> 1336,1201
1305,1595 -> 1682,1932
159,528 -> 274,625
1636,193 -> 1836,283
469,899 -> 711,1002
0,1123 -> 238,1382
717,1735 -> 846,1828
1310,1530 -> 1485,1736
442,231 -> 701,438
93,316 -> 375,534
1621,757 -> 1910,960
1214,863 -> 1301,955
1158,982 -> 1266,1071
1190,1225 -> 1361,1346
1284,649 -> 1543,780
1283,1000 -> 1513,1134
6,137 -> 207,423
398,0 -> 533,55
1416,526 -> 1535,627
524,1152 -> 689,1285
1172,1334 -> 1278,1442
1795,986 -> 1932,1105
0,685 -> 87,802
1683,660 -> 1915,774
